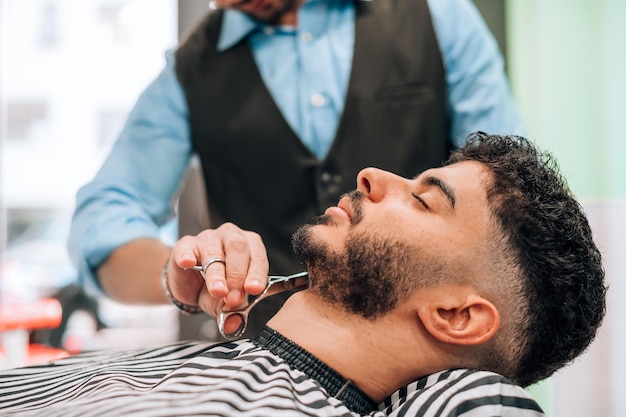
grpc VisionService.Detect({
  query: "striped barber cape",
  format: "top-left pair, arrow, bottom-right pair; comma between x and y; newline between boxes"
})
0,327 -> 545,417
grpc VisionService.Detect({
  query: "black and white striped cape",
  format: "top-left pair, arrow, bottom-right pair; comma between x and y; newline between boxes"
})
0,327 -> 544,416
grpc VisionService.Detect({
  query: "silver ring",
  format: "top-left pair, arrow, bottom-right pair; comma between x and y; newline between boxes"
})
202,258 -> 225,275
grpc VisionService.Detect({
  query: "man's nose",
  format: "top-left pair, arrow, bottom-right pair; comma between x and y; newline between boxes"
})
356,167 -> 403,202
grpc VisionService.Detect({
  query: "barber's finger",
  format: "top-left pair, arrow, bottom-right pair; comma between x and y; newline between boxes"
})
198,223 -> 252,299
166,238 -> 206,306
171,233 -> 228,299
170,235 -> 202,269
241,231 -> 269,296
165,228 -> 223,299
221,226 -> 270,306
203,257 -> 230,298
196,285 -> 221,317
216,223 -> 254,306
196,288 -> 246,338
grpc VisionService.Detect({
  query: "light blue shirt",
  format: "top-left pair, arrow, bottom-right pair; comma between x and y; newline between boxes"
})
69,0 -> 525,292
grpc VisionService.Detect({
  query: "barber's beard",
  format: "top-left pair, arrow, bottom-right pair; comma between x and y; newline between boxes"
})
291,223 -> 421,320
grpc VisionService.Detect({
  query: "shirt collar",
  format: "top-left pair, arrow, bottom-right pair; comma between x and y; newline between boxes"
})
253,326 -> 376,414
218,0 -> 330,51
217,9 -> 260,51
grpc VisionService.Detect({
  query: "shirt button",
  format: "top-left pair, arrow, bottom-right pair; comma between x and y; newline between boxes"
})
301,32 -> 313,42
263,26 -> 275,35
311,93 -> 326,107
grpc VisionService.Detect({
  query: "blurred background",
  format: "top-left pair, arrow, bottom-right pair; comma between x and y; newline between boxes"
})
0,1 -> 624,416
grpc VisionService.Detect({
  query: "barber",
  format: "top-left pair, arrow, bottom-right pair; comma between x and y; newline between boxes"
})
68,0 -> 525,339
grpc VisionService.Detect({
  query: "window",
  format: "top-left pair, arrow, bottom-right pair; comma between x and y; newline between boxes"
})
0,0 -> 179,353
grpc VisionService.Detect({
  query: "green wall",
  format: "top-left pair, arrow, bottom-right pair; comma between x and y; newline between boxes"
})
506,1 -> 626,415
507,0 -> 626,200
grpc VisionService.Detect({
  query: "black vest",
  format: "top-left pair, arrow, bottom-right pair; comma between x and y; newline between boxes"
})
175,0 -> 449,336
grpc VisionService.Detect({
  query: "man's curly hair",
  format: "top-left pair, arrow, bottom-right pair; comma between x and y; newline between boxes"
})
447,132 -> 607,387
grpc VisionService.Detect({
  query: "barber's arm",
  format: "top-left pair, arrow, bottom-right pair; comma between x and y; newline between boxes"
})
99,222 -> 268,318
69,50 -> 268,314
68,49 -> 192,303
428,0 -> 526,146
96,238 -> 171,304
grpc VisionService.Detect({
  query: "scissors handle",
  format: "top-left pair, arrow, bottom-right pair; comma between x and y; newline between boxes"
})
218,271 -> 308,340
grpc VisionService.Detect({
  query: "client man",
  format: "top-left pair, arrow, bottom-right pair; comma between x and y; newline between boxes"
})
0,133 -> 606,416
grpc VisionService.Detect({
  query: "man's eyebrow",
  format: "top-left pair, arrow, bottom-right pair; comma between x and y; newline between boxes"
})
424,175 -> 456,209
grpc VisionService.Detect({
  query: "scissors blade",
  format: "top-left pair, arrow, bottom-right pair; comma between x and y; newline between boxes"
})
267,271 -> 309,286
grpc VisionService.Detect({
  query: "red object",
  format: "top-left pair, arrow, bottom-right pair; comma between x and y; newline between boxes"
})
0,298 -> 69,366
25,343 -> 69,364
0,298 -> 63,331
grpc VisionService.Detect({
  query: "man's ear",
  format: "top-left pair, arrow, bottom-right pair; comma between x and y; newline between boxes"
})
416,292 -> 500,346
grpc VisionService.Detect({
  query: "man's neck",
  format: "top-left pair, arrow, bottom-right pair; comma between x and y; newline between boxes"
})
266,290 -> 441,402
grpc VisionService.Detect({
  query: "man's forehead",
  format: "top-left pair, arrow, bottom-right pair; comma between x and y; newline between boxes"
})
414,160 -> 491,183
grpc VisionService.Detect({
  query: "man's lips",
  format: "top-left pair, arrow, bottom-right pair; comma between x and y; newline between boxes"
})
324,196 -> 353,223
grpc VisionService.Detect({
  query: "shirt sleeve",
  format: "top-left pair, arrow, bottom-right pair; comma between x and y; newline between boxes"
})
427,0 -> 527,148
67,49 -> 192,295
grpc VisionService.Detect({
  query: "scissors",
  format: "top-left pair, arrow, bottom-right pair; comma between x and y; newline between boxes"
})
185,265 -> 308,340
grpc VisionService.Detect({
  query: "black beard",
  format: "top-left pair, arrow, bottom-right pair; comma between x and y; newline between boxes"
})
291,225 -> 418,319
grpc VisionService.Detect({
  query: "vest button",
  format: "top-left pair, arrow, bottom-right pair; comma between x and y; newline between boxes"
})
321,172 -> 332,183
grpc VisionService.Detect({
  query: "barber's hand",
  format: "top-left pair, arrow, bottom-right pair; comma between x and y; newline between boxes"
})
166,222 -> 269,317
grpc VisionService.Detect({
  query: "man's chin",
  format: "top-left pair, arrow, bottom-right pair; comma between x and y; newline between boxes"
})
291,223 -> 331,266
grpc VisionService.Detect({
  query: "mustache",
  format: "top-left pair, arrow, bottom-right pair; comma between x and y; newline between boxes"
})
344,190 -> 364,224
